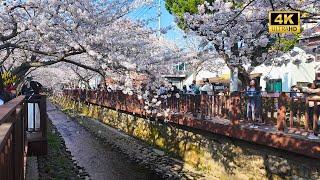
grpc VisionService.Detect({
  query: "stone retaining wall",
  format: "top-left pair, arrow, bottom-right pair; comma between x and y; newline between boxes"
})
53,96 -> 320,180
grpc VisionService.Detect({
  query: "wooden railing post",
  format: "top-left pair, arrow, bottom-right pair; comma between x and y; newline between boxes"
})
40,95 -> 47,139
276,93 -> 289,131
229,92 -> 241,125
305,98 -> 310,130
313,100 -> 319,134
13,106 -> 24,180
289,98 -> 294,128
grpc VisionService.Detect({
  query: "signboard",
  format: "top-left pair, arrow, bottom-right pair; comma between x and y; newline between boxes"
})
269,11 -> 300,34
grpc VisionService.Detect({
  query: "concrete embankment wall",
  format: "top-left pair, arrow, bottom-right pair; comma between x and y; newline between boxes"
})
53,96 -> 320,180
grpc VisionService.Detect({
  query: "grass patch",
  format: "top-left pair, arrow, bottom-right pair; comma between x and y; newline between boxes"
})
38,121 -> 85,179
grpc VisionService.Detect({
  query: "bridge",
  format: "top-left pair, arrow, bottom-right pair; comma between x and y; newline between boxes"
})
63,89 -> 320,159
0,95 -> 47,179
1,90 -> 320,179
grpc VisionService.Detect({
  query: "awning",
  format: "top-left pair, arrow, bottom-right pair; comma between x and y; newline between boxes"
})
250,73 -> 262,79
197,77 -> 229,85
208,77 -> 230,84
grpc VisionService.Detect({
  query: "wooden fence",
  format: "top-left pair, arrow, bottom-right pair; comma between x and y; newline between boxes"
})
0,96 -> 26,180
64,89 -> 319,133
0,94 -> 48,180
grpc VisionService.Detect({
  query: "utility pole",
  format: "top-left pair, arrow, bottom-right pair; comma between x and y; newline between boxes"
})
157,0 -> 161,39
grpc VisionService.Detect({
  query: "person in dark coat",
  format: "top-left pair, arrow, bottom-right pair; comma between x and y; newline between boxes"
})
21,77 -> 43,100
21,77 -> 43,131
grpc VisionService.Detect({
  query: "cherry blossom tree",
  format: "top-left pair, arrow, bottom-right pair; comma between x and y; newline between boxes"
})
168,0 -> 320,86
181,35 -> 225,81
0,0 -> 177,86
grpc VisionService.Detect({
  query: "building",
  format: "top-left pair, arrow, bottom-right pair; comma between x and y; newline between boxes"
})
252,47 -> 317,92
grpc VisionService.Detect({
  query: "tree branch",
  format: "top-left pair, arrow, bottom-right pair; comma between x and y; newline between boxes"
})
0,16 -> 18,42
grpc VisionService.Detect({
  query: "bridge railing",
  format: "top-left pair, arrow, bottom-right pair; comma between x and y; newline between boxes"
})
0,96 -> 26,180
0,94 -> 48,180
63,89 -> 319,134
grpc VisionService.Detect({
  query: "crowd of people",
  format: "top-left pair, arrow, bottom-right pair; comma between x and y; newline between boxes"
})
157,79 -> 230,96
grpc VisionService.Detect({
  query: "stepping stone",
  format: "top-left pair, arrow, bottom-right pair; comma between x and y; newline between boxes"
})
301,132 -> 309,136
153,148 -> 165,156
288,129 -> 295,134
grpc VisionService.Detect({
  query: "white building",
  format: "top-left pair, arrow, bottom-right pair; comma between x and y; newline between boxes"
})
163,66 -> 230,90
252,47 -> 317,92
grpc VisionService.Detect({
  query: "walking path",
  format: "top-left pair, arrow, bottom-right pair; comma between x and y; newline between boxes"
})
47,102 -> 160,180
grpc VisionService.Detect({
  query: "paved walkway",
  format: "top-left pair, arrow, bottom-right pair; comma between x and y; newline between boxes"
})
47,102 -> 159,180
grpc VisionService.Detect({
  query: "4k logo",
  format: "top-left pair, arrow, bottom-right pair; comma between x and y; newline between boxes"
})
269,11 -> 300,34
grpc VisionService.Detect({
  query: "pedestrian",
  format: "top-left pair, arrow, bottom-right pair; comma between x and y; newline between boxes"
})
246,80 -> 257,124
200,78 -> 213,95
172,85 -> 180,94
182,85 -> 187,94
190,80 -> 200,95
168,82 -> 179,95
21,77 -> 43,131
158,84 -> 167,95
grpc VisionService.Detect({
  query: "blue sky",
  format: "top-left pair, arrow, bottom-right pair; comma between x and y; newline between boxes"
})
128,0 -> 188,48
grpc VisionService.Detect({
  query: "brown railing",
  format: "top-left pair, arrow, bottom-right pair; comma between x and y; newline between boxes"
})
0,96 -> 26,180
63,89 -> 319,134
0,94 -> 48,180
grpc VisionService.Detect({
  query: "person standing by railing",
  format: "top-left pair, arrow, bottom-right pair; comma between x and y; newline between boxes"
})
189,80 -> 200,95
158,84 -> 167,95
182,85 -> 188,94
246,80 -> 257,125
21,77 -> 43,131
